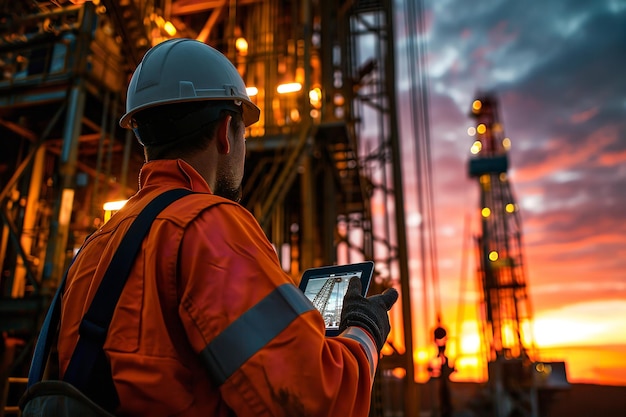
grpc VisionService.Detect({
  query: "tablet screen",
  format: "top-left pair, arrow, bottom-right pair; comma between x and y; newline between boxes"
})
299,262 -> 374,336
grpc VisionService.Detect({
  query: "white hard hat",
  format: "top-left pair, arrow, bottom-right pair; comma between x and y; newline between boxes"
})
119,38 -> 260,128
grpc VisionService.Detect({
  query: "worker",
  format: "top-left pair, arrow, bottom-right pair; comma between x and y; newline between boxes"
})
57,38 -> 398,417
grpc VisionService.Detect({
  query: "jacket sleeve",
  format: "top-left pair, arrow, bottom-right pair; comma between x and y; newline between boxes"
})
177,203 -> 375,417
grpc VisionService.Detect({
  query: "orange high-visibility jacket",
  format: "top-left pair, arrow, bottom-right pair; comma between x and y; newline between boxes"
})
58,159 -> 376,417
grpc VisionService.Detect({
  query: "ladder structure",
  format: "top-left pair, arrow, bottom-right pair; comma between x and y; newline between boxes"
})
468,93 -> 568,417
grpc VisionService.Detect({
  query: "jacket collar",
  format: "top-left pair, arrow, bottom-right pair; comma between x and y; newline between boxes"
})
138,159 -> 212,194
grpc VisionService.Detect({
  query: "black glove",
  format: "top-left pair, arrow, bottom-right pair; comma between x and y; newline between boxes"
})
339,277 -> 399,351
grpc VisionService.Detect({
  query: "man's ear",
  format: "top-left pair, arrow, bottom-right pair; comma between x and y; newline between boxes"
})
216,115 -> 232,155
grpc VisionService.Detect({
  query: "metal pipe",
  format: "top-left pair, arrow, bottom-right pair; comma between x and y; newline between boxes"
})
383,0 -> 418,413
300,153 -> 315,270
42,80 -> 87,286
12,144 -> 46,297
91,90 -> 110,217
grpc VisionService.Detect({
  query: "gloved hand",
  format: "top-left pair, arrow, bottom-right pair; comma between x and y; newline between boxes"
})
338,277 -> 399,351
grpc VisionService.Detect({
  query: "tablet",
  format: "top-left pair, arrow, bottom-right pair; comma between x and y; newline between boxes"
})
299,261 -> 374,336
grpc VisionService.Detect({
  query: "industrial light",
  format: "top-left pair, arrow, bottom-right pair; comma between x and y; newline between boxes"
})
503,137 -> 511,150
535,362 -> 552,375
467,126 -> 476,136
476,123 -> 487,134
246,86 -> 259,97
277,82 -> 302,94
163,21 -> 177,37
103,199 -> 128,223
489,251 -> 499,261
481,207 -> 491,218
505,203 -> 515,213
149,13 -> 176,38
470,140 -> 482,154
103,200 -> 127,211
472,99 -> 482,112
235,37 -> 248,55
309,87 -> 322,108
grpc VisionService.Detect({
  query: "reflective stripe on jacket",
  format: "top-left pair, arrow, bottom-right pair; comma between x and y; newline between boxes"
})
58,159 -> 375,417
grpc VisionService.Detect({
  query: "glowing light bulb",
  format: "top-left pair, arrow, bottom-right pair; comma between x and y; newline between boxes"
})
163,21 -> 177,36
235,37 -> 248,54
309,87 -> 322,107
471,141 -> 482,154
503,137 -> 511,150
477,124 -> 487,134
481,207 -> 491,217
277,82 -> 302,94
489,251 -> 499,261
103,200 -> 127,211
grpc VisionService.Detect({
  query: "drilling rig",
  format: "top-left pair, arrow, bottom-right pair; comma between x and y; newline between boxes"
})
0,1 -> 422,415
310,276 -> 344,326
468,93 -> 568,417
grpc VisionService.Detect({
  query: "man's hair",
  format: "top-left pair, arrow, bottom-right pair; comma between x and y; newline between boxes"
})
133,101 -> 243,160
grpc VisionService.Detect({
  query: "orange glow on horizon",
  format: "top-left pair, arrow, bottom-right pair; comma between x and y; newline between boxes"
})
384,296 -> 626,386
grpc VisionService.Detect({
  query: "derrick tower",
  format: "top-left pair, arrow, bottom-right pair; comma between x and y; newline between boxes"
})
311,276 -> 343,326
468,94 -> 532,365
468,93 -> 568,417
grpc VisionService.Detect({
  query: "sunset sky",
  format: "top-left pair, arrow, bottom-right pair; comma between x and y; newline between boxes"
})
392,0 -> 626,386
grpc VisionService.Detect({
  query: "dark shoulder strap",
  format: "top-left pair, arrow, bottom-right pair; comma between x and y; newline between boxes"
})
27,257 -> 74,386
63,188 -> 194,392
28,189 -> 194,392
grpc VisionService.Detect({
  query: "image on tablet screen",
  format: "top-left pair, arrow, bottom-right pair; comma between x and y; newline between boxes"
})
302,271 -> 362,330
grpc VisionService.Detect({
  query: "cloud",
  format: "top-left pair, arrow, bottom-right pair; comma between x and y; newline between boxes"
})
397,1 -> 626,384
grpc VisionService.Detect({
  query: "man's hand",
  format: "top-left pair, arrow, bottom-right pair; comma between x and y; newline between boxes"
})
338,277 -> 399,351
